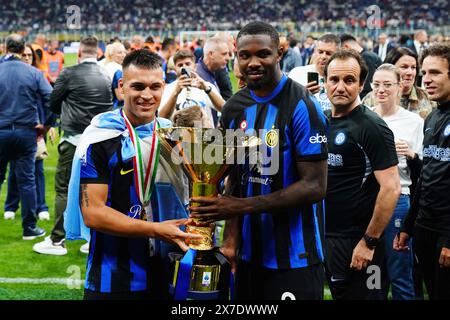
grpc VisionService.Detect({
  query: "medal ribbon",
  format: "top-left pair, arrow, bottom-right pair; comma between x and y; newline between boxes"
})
121,109 -> 160,206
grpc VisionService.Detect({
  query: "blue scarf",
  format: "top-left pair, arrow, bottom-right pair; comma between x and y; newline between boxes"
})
64,109 -> 172,241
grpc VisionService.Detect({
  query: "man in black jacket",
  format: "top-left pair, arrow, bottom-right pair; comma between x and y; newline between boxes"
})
33,35 -> 113,256
395,44 -> 450,300
373,33 -> 395,62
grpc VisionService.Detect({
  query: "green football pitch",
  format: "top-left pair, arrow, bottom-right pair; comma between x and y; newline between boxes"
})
0,53 -> 334,300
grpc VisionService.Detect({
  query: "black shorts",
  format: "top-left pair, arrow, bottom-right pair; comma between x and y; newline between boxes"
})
235,259 -> 324,300
83,255 -> 169,300
324,236 -> 388,300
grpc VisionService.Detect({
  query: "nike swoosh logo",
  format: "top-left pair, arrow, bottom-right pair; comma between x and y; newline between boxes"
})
425,128 -> 432,132
330,276 -> 345,282
120,168 -> 134,175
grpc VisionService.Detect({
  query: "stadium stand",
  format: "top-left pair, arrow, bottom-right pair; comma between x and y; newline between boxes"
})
0,0 -> 449,34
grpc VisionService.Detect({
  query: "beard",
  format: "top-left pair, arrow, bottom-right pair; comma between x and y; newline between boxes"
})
244,72 -> 273,91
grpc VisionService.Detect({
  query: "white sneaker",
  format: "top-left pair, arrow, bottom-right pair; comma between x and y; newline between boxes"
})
38,211 -> 50,221
33,236 -> 67,256
80,242 -> 89,254
4,211 -> 15,220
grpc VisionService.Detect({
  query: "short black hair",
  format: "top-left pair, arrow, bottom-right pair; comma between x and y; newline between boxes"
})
6,34 -> 25,54
324,49 -> 369,85
236,21 -> 279,48
420,43 -> 450,78
289,39 -> 298,48
122,49 -> 163,71
318,33 -> 341,47
161,38 -> 175,51
340,34 -> 357,44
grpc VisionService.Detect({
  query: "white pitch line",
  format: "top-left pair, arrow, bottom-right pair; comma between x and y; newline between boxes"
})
0,277 -> 84,286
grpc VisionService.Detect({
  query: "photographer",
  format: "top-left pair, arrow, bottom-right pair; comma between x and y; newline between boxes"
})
159,50 -> 225,127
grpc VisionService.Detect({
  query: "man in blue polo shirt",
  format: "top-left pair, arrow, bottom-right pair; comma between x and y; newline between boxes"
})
196,37 -> 231,125
191,21 -> 328,300
0,34 -> 52,239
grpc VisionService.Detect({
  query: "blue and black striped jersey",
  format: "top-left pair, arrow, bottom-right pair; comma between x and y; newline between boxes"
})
80,136 -> 157,293
220,75 -> 329,269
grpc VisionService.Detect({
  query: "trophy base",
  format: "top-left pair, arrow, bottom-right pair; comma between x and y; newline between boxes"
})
190,264 -> 221,291
168,249 -> 231,300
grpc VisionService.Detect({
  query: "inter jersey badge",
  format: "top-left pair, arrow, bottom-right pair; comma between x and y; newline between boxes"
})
265,127 -> 278,148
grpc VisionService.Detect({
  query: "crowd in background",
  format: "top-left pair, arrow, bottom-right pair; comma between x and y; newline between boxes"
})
0,0 -> 449,33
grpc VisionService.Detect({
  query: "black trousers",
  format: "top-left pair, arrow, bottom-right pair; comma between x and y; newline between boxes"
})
325,236 -> 389,300
413,225 -> 450,300
235,259 -> 324,300
51,141 -> 76,242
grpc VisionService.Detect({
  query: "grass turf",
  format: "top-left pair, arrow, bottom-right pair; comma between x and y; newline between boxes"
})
0,136 -> 87,300
0,53 -> 335,300
0,283 -> 83,300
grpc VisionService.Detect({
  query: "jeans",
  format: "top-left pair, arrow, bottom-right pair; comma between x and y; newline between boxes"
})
0,127 -> 37,230
4,159 -> 48,213
384,194 -> 415,300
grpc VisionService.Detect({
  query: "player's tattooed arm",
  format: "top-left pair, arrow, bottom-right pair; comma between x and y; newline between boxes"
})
80,184 -> 89,208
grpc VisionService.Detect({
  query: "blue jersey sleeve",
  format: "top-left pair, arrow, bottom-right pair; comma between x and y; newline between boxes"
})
291,98 -> 329,161
80,144 -> 109,183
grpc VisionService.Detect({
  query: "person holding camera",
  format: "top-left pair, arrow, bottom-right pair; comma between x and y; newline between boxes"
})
289,34 -> 340,112
158,50 -> 225,127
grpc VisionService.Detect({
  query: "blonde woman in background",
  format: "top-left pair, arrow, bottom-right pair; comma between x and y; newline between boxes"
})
363,47 -> 435,119
99,42 -> 126,80
372,64 -> 424,300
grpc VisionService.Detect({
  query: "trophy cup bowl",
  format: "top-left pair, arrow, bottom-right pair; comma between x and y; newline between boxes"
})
156,127 -> 261,295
